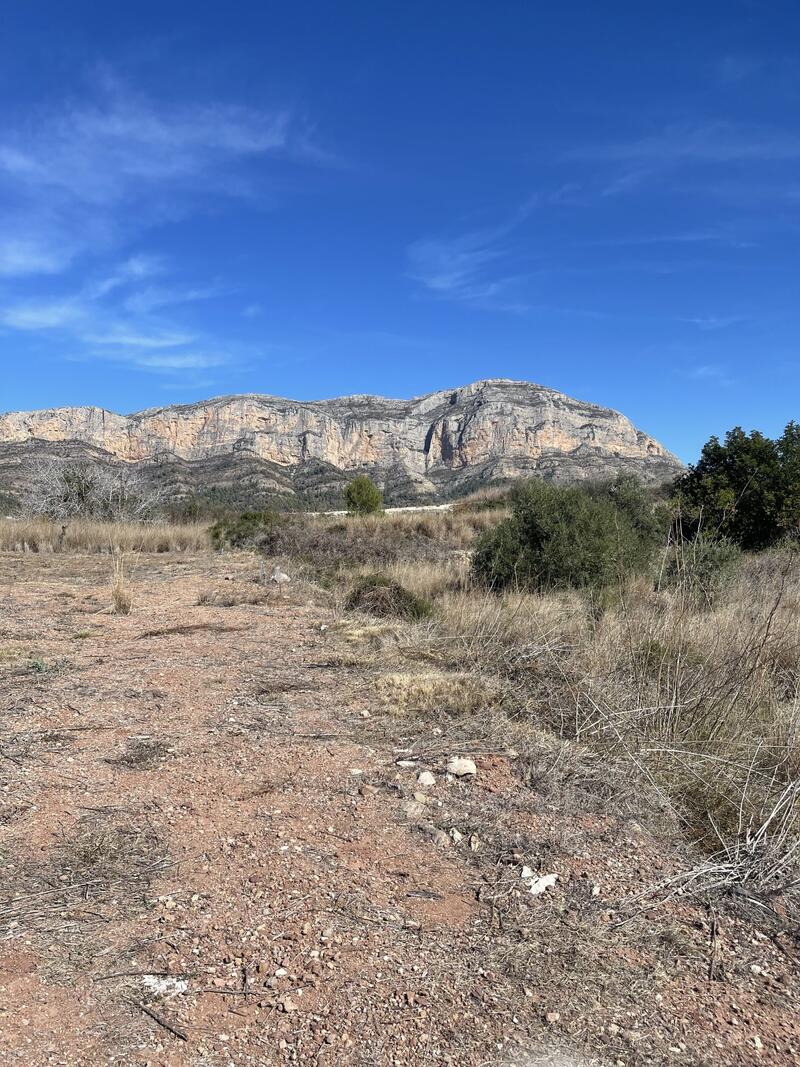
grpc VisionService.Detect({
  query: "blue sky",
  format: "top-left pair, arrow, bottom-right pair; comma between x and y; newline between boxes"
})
0,1 -> 798,462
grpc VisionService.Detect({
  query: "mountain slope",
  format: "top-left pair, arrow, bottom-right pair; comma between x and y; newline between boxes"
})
0,379 -> 682,505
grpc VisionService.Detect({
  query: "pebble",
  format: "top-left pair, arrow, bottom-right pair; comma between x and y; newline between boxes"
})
417,771 -> 436,788
446,757 -> 476,777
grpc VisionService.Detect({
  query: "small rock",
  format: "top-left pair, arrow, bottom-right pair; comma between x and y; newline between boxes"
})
359,710 -> 371,719
396,759 -> 417,769
413,791 -> 430,805
359,784 -> 378,797
446,757 -> 476,777
449,828 -> 464,844
430,828 -> 450,848
468,834 -> 482,852
529,873 -> 558,896
545,1011 -> 560,1024
417,771 -> 436,788
280,994 -> 299,1013
400,799 -> 427,819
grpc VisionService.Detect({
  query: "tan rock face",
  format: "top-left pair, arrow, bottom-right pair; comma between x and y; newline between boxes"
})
0,378 -> 682,491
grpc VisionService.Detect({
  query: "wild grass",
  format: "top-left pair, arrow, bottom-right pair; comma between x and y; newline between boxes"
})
223,506 -> 507,568
0,516 -> 210,554
318,525 -> 800,908
375,670 -> 499,715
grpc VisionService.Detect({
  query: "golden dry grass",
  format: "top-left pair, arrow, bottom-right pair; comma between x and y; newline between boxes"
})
374,670 -> 498,715
325,534 -> 800,875
0,517 -> 210,554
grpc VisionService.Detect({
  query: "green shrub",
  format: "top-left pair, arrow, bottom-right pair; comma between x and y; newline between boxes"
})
345,574 -> 432,621
344,475 -> 383,516
473,477 -> 664,592
210,510 -> 280,549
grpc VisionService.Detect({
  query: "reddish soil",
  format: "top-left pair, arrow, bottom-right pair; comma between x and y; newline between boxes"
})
0,552 -> 798,1066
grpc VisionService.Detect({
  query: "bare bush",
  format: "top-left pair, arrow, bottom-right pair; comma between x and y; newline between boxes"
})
22,458 -> 163,523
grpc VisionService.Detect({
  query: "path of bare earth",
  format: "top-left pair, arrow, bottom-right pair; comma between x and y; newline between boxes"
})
0,552 -> 797,1067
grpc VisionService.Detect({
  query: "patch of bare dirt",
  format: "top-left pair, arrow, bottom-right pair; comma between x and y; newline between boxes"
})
0,551 -> 797,1066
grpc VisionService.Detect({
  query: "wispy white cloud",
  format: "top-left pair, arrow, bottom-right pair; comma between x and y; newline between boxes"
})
0,71 -> 322,214
0,253 -> 235,373
124,282 -> 228,315
133,352 -> 230,370
0,237 -> 77,277
686,362 -> 736,386
407,202 -> 536,311
570,121 -> 800,166
0,69 -> 322,371
1,298 -> 82,330
681,315 -> 744,331
82,325 -> 197,349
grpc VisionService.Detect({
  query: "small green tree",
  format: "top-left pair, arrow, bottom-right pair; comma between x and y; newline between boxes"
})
345,475 -> 383,516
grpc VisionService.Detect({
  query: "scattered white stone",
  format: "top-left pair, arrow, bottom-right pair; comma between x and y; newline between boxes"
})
396,759 -> 417,769
417,771 -> 436,788
523,872 -> 558,897
359,710 -> 371,718
446,757 -> 476,777
141,975 -> 188,998
349,768 -> 363,776
449,828 -> 464,844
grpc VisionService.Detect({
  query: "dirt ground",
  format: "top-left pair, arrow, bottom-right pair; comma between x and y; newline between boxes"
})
0,552 -> 798,1066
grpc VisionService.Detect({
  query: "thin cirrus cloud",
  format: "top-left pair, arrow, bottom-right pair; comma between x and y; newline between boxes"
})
0,236 -> 78,277
569,121 -> 800,165
407,202 -> 536,312
0,70 -> 323,216
0,70 -> 330,374
0,255 -> 235,373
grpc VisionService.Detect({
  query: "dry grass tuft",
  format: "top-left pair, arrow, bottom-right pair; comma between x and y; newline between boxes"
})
111,552 -> 133,615
197,584 -> 271,607
375,670 -> 498,715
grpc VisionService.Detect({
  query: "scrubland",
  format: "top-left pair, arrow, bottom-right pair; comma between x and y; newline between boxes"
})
2,498 -> 799,1064
240,503 -> 800,908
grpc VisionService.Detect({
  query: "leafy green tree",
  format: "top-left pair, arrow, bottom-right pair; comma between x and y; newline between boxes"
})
673,428 -> 784,550
473,477 -> 663,591
344,475 -> 383,516
777,421 -> 800,539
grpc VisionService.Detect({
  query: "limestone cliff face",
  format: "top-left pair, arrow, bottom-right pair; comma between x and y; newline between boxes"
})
0,379 -> 682,497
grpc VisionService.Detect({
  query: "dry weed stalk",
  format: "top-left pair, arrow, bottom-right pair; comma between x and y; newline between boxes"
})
111,551 -> 133,615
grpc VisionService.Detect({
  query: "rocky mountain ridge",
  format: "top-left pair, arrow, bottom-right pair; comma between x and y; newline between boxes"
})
0,379 -> 682,506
